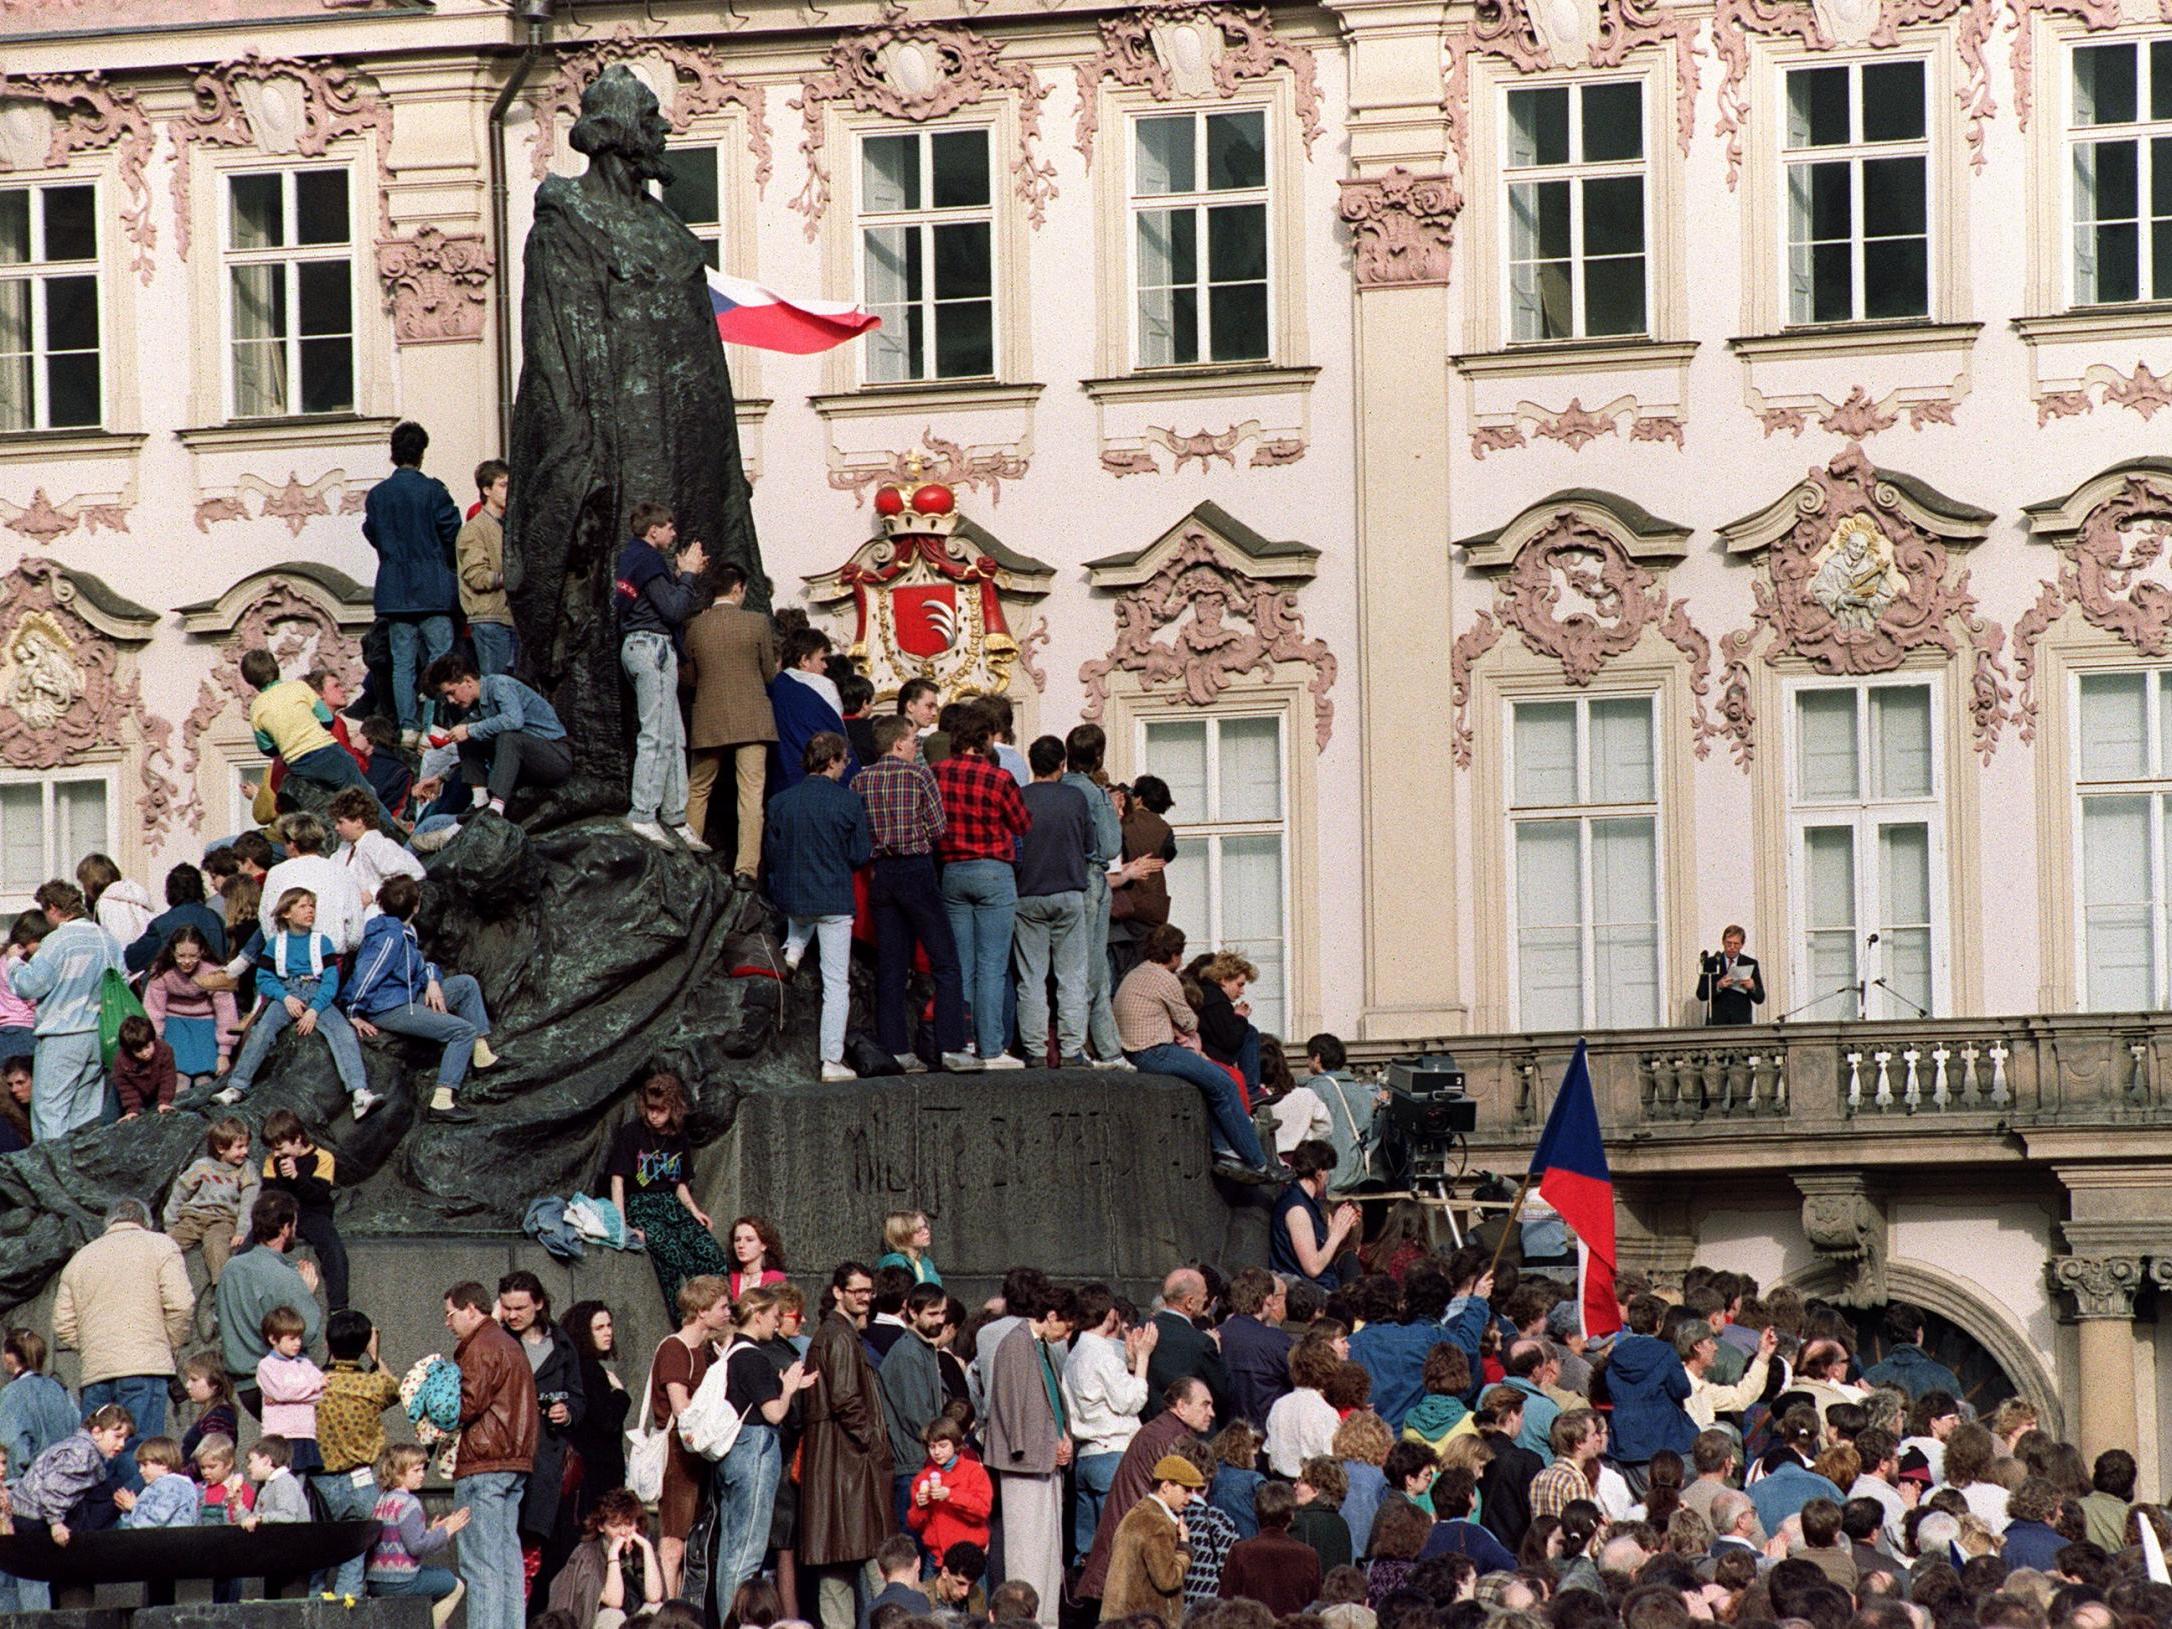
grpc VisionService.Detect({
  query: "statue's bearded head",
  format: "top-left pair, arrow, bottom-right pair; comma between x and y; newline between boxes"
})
569,66 -> 671,182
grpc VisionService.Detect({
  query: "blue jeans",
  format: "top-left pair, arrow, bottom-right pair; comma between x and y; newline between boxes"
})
1083,874 -> 1122,1059
30,1030 -> 102,1141
363,973 -> 491,1086
227,978 -> 367,1098
1013,891 -> 1086,1061
471,622 -> 517,678
389,614 -> 454,733
310,1467 -> 376,1596
713,1426 -> 782,1603
82,1374 -> 166,1489
454,1469 -> 526,1629
622,631 -> 686,825
940,859 -> 1016,1057
870,855 -> 964,1056
372,1565 -> 460,1602
1126,1043 -> 1269,1168
1074,1449 -> 1122,1560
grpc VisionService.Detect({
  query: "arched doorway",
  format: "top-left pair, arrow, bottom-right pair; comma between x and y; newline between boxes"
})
1841,1304 -> 2015,1421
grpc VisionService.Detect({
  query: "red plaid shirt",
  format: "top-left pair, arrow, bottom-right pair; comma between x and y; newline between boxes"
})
852,756 -> 945,857
934,752 -> 1032,862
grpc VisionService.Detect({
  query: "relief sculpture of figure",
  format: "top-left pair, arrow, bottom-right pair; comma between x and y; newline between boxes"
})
505,65 -> 766,820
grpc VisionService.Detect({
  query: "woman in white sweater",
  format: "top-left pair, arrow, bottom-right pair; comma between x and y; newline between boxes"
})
1266,1332 -> 1344,1477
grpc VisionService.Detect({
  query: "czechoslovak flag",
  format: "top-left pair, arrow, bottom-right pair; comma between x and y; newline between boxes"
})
1529,1039 -> 1622,1340
707,268 -> 881,354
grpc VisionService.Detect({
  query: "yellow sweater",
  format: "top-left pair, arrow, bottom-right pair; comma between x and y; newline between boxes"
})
249,679 -> 337,762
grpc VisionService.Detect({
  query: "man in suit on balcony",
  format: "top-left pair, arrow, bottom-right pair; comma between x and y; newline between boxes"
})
1696,926 -> 1764,1025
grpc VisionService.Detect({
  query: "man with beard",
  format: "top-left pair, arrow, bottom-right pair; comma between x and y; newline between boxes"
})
801,1263 -> 893,1629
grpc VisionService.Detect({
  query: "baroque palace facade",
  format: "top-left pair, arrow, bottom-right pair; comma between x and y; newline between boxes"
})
8,0 -> 2172,1488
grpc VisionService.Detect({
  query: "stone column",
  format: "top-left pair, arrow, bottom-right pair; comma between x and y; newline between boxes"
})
1321,0 -> 1465,1040
2051,1255 -> 2144,1464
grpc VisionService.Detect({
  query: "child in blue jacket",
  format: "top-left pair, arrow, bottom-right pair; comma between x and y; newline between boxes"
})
344,873 -> 495,1124
215,888 -> 377,1120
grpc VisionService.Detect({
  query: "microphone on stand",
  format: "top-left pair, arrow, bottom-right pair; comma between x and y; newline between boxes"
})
1858,932 -> 1880,1016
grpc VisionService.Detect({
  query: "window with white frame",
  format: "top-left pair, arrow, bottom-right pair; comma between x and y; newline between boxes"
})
1783,60 -> 1929,325
1790,681 -> 1941,1019
0,772 -> 111,905
226,168 -> 354,419
0,183 -> 100,432
1507,694 -> 1661,1032
658,144 -> 722,270
1504,82 -> 1647,341
859,128 -> 993,383
1131,109 -> 1270,368
2071,668 -> 2172,1008
1139,713 -> 1288,1036
2069,38 -> 2172,305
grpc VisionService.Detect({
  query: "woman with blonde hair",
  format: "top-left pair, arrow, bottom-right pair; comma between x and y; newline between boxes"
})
649,1273 -> 733,1595
1333,1409 -> 1394,1557
874,1210 -> 941,1285
77,852 -> 155,945
1196,950 -> 1264,1098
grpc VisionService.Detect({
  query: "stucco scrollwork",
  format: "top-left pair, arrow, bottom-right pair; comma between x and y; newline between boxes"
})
375,227 -> 494,344
1078,529 -> 1337,748
2011,472 -> 2172,740
0,71 -> 157,283
527,25 -> 772,191
2050,1253 -> 2144,1320
1337,167 -> 1460,288
1713,446 -> 2010,766
1072,4 -> 1322,165
791,9 -> 1056,237
827,431 -> 1030,507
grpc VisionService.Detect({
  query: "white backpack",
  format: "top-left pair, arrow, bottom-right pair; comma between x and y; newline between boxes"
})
677,1338 -> 757,1461
625,1341 -> 674,1502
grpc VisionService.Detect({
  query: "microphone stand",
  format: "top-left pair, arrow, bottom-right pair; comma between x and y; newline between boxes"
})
1774,982 -> 1861,1024
1699,952 -> 1717,1027
1871,978 -> 1929,1019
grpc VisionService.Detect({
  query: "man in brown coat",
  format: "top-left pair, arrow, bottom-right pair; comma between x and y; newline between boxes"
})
681,562 -> 777,882
801,1262 -> 893,1629
1100,1454 -> 1202,1625
1078,1375 -> 1213,1601
445,1279 -> 538,1629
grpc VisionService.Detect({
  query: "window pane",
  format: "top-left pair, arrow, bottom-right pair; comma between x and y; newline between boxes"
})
1207,202 -> 1267,281
0,192 -> 27,266
864,224 -> 917,307
1210,281 -> 1268,361
1870,685 -> 1932,799
660,146 -> 720,228
931,130 -> 990,209
1797,689 -> 1860,800
42,186 -> 95,263
932,220 -> 991,300
1207,110 -> 1266,191
1580,82 -> 1643,162
861,134 -> 919,213
1513,700 -> 1578,805
1787,66 -> 1850,147
2080,672 -> 2149,779
1217,716 -> 1282,822
1507,87 -> 1571,168
44,274 -> 96,352
933,297 -> 992,379
1878,928 -> 1933,1017
1591,816 -> 1658,1029
1220,833 -> 1285,1036
297,259 -> 348,337
1805,825 -> 1858,1016
1136,115 -> 1195,195
1510,256 -> 1574,341
1163,841 -> 1208,955
299,335 -> 352,414
0,785 -> 42,895
1510,177 -> 1571,261
46,351 -> 98,429
0,293 -> 27,429
1587,696 -> 1654,804
2156,41 -> 2172,120
1863,236 -> 1928,319
229,172 -> 284,250
294,171 -> 348,245
1879,821 -> 1931,922
1584,254 -> 1645,336
1861,61 -> 1926,141
1142,720 -> 1209,815
58,781 -> 105,869
1864,156 -> 1927,235
1582,174 -> 1644,256
2083,794 -> 2152,1009
1516,822 -> 1583,1031
2075,42 -> 2138,127
231,266 -> 288,416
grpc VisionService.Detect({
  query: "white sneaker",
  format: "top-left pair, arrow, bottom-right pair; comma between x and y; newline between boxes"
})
212,1085 -> 244,1106
1089,1055 -> 1137,1071
625,818 -> 673,846
981,1054 -> 1026,1071
351,1088 -> 384,1121
783,944 -> 805,974
820,1060 -> 856,1083
668,825 -> 713,853
429,1085 -> 456,1113
941,1051 -> 984,1073
896,1053 -> 929,1074
400,729 -> 420,750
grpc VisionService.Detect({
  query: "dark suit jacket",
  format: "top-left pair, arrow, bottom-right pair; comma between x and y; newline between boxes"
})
1696,954 -> 1764,1024
1144,1309 -> 1231,1427
1476,1429 -> 1543,1554
1218,1314 -> 1293,1430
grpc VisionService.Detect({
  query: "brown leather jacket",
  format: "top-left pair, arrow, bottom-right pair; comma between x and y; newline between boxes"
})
454,1319 -> 539,1477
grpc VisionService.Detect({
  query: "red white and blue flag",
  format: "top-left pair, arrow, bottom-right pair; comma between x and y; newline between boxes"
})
1529,1039 -> 1621,1340
706,269 -> 881,354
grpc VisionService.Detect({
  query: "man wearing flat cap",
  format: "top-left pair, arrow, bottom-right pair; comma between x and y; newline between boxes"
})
1100,1454 -> 1202,1626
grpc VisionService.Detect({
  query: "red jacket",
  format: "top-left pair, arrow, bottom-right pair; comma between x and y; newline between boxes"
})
906,1453 -> 992,1556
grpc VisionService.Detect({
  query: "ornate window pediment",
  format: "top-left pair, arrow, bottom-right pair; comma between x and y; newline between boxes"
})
1713,446 -> 2008,765
1450,489 -> 1712,767
1079,501 -> 1336,748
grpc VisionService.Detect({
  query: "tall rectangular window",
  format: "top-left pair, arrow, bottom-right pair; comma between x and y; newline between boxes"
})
1508,694 -> 1660,1031
0,183 -> 100,432
658,145 -> 722,270
0,773 -> 110,905
2070,39 -> 2172,305
1131,109 -> 1270,367
1784,60 -> 1929,324
1790,681 -> 1940,1018
1140,713 -> 1289,1036
1504,81 -> 1647,341
226,168 -> 353,418
859,128 -> 993,383
2071,668 -> 2172,1008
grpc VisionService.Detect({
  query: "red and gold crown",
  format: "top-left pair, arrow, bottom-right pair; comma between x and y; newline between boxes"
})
872,453 -> 960,538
